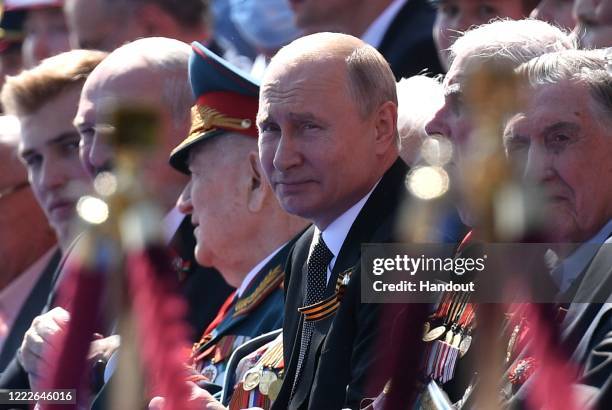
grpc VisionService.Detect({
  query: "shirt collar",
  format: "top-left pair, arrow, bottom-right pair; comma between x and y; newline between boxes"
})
311,180 -> 380,269
236,242 -> 286,297
553,219 -> 612,293
361,0 -> 408,48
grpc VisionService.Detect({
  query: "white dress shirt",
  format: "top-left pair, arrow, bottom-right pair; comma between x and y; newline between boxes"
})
308,182 -> 380,284
361,0 -> 408,48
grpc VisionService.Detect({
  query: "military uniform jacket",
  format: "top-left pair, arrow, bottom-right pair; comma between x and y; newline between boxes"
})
192,237 -> 300,387
272,159 -> 409,410
172,216 -> 234,337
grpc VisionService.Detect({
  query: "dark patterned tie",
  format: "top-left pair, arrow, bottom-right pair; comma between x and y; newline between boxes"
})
290,232 -> 334,400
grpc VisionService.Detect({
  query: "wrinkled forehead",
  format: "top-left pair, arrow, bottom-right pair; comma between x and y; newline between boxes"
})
507,81 -> 599,132
261,56 -> 349,101
443,54 -> 469,90
526,80 -> 595,115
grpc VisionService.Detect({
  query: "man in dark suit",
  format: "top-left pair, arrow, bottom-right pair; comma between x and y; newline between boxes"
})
2,38 -> 233,396
0,120 -> 58,373
288,0 -> 443,78
502,48 -> 612,407
0,49 -> 109,376
256,32 -> 406,409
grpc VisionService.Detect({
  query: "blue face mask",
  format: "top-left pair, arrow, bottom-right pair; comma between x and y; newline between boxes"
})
229,0 -> 302,52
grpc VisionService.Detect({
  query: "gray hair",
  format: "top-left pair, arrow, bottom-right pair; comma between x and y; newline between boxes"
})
516,48 -> 612,127
396,75 -> 444,164
450,18 -> 576,68
345,44 -> 398,118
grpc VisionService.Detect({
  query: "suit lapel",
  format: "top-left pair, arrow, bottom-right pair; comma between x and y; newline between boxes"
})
0,249 -> 61,369
292,159 -> 408,407
562,240 -> 612,361
327,158 -> 408,292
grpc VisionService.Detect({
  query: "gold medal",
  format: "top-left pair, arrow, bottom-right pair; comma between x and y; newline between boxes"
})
259,369 -> 278,395
444,329 -> 454,344
452,332 -> 462,349
459,335 -> 472,357
243,368 -> 262,391
268,378 -> 283,401
423,325 -> 446,342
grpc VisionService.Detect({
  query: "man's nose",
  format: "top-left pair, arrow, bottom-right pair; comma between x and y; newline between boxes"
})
176,181 -> 193,215
524,144 -> 555,183
39,158 -> 66,191
86,136 -> 114,177
272,133 -> 302,172
425,105 -> 451,140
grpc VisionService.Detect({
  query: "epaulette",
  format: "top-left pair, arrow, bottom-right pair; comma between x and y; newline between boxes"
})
234,265 -> 284,317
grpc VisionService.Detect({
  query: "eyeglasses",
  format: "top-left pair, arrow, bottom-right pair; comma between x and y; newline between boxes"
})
0,181 -> 30,200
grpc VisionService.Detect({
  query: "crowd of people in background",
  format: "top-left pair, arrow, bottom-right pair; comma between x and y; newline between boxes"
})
0,1 -> 611,409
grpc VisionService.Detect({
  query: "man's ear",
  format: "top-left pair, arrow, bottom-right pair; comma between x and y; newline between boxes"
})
373,101 -> 398,154
247,151 -> 268,213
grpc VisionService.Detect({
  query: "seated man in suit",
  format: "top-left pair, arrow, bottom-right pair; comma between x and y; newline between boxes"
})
0,49 -> 106,374
0,117 -> 57,373
288,0 -> 443,78
147,42 -> 308,409
2,49 -> 106,257
6,37 -> 233,394
259,32 -> 405,410
503,48 -> 612,407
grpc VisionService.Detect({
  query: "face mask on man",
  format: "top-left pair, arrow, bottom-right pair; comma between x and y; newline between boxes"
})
229,0 -> 302,52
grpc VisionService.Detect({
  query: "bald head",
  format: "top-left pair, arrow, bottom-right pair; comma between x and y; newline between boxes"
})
75,37 -> 192,210
267,32 -> 397,118
271,32 -> 365,63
